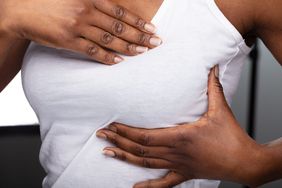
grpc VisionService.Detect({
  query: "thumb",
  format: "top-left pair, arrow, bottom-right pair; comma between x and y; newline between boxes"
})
207,65 -> 230,114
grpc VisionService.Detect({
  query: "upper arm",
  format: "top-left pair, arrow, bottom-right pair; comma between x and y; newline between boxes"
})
255,0 -> 282,65
259,32 -> 282,66
0,39 -> 30,92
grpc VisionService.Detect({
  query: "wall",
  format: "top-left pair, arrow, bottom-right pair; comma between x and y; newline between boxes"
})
0,127 -> 45,188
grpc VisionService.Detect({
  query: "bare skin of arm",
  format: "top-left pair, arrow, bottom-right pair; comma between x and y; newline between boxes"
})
96,0 -> 282,187
217,0 -> 282,64
0,33 -> 29,92
254,0 -> 282,64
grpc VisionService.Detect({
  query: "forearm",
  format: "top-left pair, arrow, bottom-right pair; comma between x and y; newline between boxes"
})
0,32 -> 30,92
0,33 -> 15,66
238,138 -> 282,187
260,138 -> 282,185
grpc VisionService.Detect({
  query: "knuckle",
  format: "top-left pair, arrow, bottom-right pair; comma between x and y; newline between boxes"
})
114,5 -> 126,19
126,44 -> 137,55
104,53 -> 114,63
86,45 -> 99,57
145,180 -> 153,188
115,124 -> 126,137
176,126 -> 198,144
109,133 -> 118,145
139,132 -> 151,146
75,5 -> 90,15
68,18 -> 80,29
112,21 -> 126,35
100,32 -> 114,45
175,126 -> 188,143
135,18 -> 146,29
118,152 -> 127,161
134,145 -> 146,156
138,33 -> 150,45
162,179 -> 171,188
56,30 -> 73,43
214,81 -> 224,93
142,158 -> 151,168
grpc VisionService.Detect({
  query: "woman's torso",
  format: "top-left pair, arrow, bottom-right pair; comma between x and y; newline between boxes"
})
22,0 -> 251,187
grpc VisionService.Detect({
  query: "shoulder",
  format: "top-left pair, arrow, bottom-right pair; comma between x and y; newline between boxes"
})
214,0 -> 256,44
253,0 -> 282,41
254,0 -> 282,31
254,0 -> 282,64
214,0 -> 282,63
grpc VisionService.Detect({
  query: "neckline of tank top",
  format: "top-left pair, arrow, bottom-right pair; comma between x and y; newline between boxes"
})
151,0 -> 169,26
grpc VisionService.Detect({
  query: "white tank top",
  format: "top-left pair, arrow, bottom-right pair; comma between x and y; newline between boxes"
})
22,0 -> 252,187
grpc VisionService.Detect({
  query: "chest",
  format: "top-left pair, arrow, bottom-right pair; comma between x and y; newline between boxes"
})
22,0 -> 246,125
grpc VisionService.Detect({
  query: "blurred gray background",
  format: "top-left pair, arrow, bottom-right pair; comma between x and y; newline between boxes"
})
0,40 -> 281,187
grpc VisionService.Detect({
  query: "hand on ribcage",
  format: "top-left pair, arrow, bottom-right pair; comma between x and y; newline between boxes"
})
96,65 -> 265,187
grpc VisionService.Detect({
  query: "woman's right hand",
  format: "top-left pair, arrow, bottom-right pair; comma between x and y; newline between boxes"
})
1,0 -> 161,65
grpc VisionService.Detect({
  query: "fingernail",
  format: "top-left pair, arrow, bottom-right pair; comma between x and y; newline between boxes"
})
109,124 -> 117,133
103,149 -> 116,157
144,23 -> 157,33
96,131 -> 107,139
149,37 -> 162,46
114,56 -> 123,63
214,65 -> 219,78
136,46 -> 148,53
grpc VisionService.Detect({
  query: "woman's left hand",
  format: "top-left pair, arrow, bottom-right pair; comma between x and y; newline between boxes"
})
96,66 -> 267,188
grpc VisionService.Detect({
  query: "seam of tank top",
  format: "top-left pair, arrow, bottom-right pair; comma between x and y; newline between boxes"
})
50,116 -> 118,187
220,46 -> 245,108
205,0 -> 252,52
220,42 -> 249,83
238,40 -> 253,55
220,47 -> 240,82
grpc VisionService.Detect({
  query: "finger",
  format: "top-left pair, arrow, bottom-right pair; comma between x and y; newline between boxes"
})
93,0 -> 157,33
71,38 -> 123,65
96,129 -> 173,158
102,147 -> 173,169
207,65 -> 231,114
80,26 -> 148,56
134,171 -> 187,188
104,122 -> 180,147
89,10 -> 162,48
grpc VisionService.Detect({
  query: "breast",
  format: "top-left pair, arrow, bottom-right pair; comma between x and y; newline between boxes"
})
22,40 -> 214,128
21,0 -> 246,129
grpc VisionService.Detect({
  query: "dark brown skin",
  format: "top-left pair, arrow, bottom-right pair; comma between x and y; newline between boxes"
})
96,0 -> 282,187
98,66 -> 282,187
0,0 -> 162,92
1,0 -> 282,187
